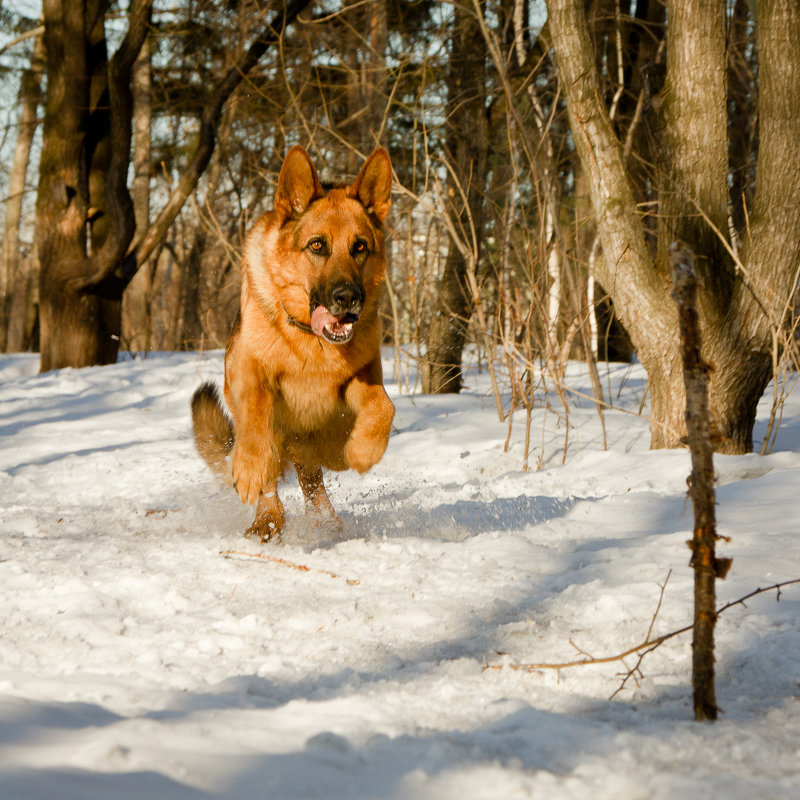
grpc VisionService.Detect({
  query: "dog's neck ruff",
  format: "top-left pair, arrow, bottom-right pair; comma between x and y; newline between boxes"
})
284,309 -> 314,335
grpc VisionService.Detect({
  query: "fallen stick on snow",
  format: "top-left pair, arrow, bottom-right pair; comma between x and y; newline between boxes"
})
220,550 -> 360,585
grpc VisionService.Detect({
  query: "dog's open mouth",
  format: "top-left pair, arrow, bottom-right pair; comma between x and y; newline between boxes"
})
310,305 -> 357,344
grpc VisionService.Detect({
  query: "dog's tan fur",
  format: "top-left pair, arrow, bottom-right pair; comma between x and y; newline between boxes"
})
191,146 -> 395,540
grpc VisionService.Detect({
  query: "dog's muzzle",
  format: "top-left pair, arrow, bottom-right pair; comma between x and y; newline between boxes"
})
309,281 -> 365,344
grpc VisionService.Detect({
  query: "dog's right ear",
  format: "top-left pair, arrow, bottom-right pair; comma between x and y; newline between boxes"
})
275,146 -> 324,218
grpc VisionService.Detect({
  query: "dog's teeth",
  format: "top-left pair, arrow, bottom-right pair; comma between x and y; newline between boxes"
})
323,321 -> 354,343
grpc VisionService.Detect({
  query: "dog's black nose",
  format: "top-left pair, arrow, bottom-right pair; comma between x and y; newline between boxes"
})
329,282 -> 364,318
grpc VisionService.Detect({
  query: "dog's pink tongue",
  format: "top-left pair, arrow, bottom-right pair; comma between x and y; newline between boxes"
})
310,305 -> 341,338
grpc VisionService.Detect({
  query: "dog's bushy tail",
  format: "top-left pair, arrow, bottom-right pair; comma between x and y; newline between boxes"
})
191,382 -> 234,484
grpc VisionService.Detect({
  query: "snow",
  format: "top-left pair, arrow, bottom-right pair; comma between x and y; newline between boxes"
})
1,349 -> 798,799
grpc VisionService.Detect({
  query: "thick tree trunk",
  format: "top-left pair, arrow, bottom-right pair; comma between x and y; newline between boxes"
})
422,0 -> 488,393
735,0 -> 800,348
646,315 -> 774,453
35,0 -> 308,371
655,0 -> 732,304
36,0 -> 105,371
36,0 -> 150,371
727,0 -> 755,233
547,0 -> 800,454
546,0 -> 676,440
39,290 -> 122,371
707,0 -> 800,452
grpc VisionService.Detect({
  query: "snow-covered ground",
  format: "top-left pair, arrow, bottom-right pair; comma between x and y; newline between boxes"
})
1,349 -> 798,799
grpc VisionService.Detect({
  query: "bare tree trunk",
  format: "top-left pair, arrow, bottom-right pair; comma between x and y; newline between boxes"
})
699,0 -> 800,453
36,0 -> 150,371
122,35 -> 152,352
670,242 -> 730,721
655,0 -> 731,302
735,0 -> 800,350
37,0 -> 108,370
85,1 -> 125,366
177,97 -> 237,350
546,0 -> 673,429
337,0 -> 387,171
36,0 -> 309,371
2,30 -> 44,352
422,0 -> 488,393
546,0 -> 800,453
365,0 -> 387,148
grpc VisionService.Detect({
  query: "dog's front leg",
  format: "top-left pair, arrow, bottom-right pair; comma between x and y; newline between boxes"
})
246,481 -> 285,542
231,389 -> 286,541
227,368 -> 280,506
343,359 -> 395,473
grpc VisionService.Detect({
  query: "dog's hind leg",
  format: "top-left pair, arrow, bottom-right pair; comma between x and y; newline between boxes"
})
295,463 -> 339,527
245,481 -> 285,543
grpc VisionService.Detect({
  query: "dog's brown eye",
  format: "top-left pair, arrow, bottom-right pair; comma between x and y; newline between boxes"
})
353,240 -> 367,255
308,239 -> 325,253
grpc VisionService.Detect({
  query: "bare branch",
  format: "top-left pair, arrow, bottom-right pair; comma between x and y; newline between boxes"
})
485,579 -> 800,688
0,25 -> 44,60
130,0 -> 312,278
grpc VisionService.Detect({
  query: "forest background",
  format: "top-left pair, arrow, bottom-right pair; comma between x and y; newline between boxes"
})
1,0 -> 799,457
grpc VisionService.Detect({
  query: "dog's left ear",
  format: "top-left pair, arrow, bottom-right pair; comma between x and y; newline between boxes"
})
350,148 -> 392,223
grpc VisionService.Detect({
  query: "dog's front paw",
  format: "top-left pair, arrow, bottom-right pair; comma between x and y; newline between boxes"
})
232,446 -> 267,505
345,433 -> 387,474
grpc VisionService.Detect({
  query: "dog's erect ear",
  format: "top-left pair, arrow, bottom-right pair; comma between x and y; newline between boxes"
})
275,146 -> 324,217
350,148 -> 392,223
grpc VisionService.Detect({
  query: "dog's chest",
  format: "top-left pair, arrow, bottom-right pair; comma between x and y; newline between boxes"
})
277,372 -> 346,431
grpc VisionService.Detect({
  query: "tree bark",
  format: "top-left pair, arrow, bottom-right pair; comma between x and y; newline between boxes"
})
35,0 -> 150,371
705,0 -> 800,453
734,0 -> 800,349
2,30 -> 44,352
546,0 -> 800,453
422,0 -> 489,393
546,0 -> 679,442
656,0 -> 731,305
670,242 -> 729,722
35,0 -> 310,371
121,35 -> 152,352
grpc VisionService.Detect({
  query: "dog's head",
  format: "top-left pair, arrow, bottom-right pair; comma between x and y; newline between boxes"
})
271,146 -> 392,345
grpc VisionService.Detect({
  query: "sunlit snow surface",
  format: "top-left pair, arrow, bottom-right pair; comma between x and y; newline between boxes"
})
1,350 -> 798,799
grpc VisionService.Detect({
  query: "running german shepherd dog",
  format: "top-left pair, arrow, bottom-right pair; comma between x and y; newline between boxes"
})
191,146 -> 395,541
